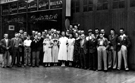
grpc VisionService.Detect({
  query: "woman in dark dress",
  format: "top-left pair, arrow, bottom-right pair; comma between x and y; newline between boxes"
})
73,33 -> 81,68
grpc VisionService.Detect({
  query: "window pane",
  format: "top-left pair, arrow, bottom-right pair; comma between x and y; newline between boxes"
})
119,1 -> 125,8
88,0 -> 93,5
76,7 -> 79,12
97,3 -> 103,10
83,6 -> 88,12
130,0 -> 135,7
113,0 -> 119,1
76,0 -> 80,6
113,2 -> 119,9
103,3 -> 108,9
103,0 -> 108,2
83,0 -> 87,5
88,5 -> 93,11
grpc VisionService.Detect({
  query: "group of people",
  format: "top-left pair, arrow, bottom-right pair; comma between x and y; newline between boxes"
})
0,25 -> 131,72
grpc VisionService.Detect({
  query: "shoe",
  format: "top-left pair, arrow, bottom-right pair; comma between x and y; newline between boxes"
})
104,70 -> 108,72
117,68 -> 120,71
125,68 -> 129,71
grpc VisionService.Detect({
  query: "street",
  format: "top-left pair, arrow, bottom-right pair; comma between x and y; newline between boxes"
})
0,66 -> 134,83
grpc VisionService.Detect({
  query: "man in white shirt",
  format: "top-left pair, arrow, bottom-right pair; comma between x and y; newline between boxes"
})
24,35 -> 32,67
97,33 -> 109,71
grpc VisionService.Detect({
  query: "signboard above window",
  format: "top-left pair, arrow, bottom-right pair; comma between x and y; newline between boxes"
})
18,0 -> 27,13
38,0 -> 49,10
50,0 -> 62,9
0,0 -> 18,4
28,0 -> 38,12
10,2 -> 18,14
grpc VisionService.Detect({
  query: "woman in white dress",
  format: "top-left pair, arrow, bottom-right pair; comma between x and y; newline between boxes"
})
43,34 -> 52,67
58,31 -> 68,66
52,33 -> 59,66
67,33 -> 75,66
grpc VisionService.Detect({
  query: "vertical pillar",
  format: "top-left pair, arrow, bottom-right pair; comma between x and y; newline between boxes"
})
62,0 -> 66,31
0,4 -> 2,39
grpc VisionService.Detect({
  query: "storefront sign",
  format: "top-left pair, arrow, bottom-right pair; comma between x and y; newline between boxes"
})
0,0 -> 18,4
30,14 -> 58,21
4,17 -> 25,23
18,0 -> 27,13
28,0 -> 38,11
29,9 -> 62,22
50,0 -> 62,9
38,0 -> 49,10
10,2 -> 18,14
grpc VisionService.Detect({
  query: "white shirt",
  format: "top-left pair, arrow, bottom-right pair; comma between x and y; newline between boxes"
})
24,39 -> 32,47
5,39 -> 8,43
5,39 -> 8,46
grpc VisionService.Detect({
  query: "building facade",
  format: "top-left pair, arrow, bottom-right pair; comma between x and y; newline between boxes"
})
1,0 -> 135,70
0,0 -> 67,38
71,0 -> 135,70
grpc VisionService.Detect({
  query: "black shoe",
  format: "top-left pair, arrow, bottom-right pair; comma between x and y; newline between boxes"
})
104,70 -> 108,72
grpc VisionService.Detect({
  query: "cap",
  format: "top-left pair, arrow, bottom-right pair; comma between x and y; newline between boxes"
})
88,29 -> 92,33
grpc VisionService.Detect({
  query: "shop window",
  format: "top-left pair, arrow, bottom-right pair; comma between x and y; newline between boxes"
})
2,4 -> 10,15
113,0 -> 125,9
83,0 -> 93,12
130,0 -> 135,7
97,0 -> 108,10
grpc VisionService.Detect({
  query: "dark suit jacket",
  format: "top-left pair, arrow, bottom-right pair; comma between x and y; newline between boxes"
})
108,34 -> 118,50
117,35 -> 131,51
11,37 -> 23,52
1,39 -> 12,53
31,39 -> 41,51
80,39 -> 87,54
86,39 -> 97,53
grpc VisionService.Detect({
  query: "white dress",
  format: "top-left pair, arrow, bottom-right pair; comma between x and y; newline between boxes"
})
43,39 -> 52,63
67,38 -> 75,61
58,37 -> 68,61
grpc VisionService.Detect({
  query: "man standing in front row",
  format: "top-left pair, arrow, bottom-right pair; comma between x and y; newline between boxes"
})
11,33 -> 23,67
1,34 -> 12,68
86,29 -> 97,70
97,33 -> 109,71
117,28 -> 130,71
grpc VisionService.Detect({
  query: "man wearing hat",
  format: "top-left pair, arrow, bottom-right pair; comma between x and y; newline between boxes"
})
86,29 -> 97,70
79,33 -> 87,69
117,28 -> 130,71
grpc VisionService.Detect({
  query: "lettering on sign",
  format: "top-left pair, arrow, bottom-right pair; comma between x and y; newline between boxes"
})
28,0 -> 37,9
50,0 -> 62,9
10,2 -> 18,13
18,0 -> 27,10
39,0 -> 49,10
30,14 -> 58,21
4,17 -> 25,23
1,0 -> 18,4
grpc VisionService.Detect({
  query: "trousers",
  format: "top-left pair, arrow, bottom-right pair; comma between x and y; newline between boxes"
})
108,47 -> 117,69
118,45 -> 128,69
32,51 -> 40,66
97,46 -> 107,70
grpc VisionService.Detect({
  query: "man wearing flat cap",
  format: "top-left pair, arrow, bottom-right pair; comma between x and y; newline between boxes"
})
86,29 -> 97,70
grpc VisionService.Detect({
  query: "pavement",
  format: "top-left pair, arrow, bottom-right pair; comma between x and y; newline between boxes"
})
0,66 -> 135,83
